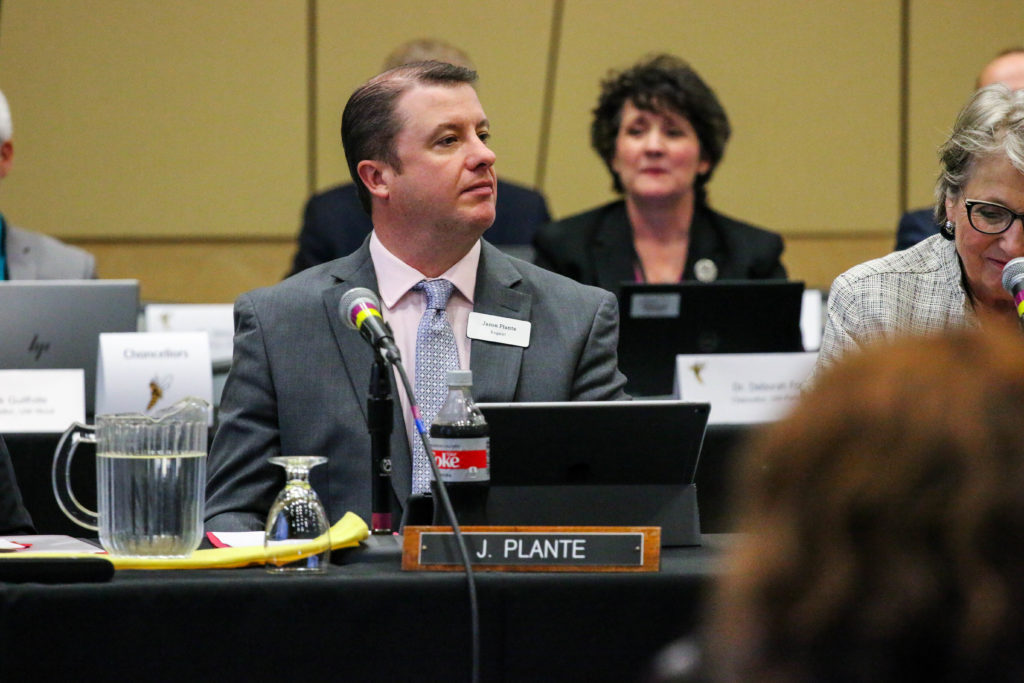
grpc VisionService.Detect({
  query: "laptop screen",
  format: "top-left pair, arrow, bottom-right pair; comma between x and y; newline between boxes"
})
480,400 -> 709,486
617,280 -> 805,397
476,400 -> 710,544
0,280 -> 140,415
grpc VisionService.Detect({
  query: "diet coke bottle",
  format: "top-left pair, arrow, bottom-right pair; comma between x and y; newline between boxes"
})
429,369 -> 489,526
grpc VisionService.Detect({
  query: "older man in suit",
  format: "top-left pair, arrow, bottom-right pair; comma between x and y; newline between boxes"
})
205,61 -> 628,530
0,89 -> 95,280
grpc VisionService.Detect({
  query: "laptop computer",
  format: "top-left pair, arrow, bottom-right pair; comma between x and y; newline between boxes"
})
618,280 -> 805,397
477,400 -> 710,546
0,280 -> 140,415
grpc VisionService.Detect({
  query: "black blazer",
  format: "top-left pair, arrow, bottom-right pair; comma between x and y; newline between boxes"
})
289,180 -> 551,276
533,200 -> 787,295
0,435 -> 34,535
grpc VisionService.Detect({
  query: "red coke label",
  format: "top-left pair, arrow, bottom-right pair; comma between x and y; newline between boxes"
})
431,436 -> 490,483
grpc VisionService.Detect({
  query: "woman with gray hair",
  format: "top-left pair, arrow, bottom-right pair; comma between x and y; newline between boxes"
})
817,84 -> 1024,369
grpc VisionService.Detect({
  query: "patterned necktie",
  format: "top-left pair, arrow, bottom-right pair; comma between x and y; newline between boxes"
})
411,279 -> 459,493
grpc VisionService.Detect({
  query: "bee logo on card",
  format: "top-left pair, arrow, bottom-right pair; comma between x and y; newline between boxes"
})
689,362 -> 706,385
147,374 -> 173,411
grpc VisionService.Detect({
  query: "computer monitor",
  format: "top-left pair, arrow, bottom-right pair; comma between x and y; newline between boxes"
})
0,280 -> 140,415
617,280 -> 805,397
477,400 -> 710,546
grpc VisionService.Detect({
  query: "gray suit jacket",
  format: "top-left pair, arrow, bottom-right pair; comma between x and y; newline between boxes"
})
205,239 -> 628,530
6,225 -> 97,279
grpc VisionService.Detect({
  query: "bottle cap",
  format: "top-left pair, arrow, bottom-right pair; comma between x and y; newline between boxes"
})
447,369 -> 473,386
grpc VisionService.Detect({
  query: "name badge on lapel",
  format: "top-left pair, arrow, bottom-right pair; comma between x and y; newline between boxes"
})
467,312 -> 531,348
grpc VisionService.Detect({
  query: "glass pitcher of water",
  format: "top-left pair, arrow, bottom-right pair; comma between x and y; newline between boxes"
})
52,397 -> 210,557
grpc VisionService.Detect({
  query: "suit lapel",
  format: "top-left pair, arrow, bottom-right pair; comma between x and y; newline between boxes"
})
591,202 -> 636,292
470,242 -> 530,402
320,242 -> 413,512
684,206 -> 726,279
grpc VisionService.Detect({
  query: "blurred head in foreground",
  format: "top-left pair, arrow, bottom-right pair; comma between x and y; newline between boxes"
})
709,329 -> 1024,683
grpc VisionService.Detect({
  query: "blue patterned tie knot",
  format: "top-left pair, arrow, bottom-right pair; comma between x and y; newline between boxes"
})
417,278 -> 455,311
410,279 -> 459,493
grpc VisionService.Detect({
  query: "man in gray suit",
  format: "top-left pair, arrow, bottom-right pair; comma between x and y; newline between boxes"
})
0,89 -> 96,279
205,61 -> 628,530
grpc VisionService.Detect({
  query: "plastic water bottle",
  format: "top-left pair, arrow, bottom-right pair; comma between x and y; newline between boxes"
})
429,369 -> 490,526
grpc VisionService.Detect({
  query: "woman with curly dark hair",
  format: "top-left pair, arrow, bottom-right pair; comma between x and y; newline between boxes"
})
533,54 -> 786,294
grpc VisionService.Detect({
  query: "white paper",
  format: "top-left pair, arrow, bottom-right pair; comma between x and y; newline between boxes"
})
144,304 -> 235,365
96,332 -> 213,420
3,535 -> 105,553
675,352 -> 818,425
207,531 -> 264,548
0,369 -> 86,433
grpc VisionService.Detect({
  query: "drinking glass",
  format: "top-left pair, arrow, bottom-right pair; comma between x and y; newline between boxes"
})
264,456 -> 331,574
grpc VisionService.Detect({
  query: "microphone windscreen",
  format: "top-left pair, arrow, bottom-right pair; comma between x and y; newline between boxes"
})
339,287 -> 382,331
1002,258 -> 1024,294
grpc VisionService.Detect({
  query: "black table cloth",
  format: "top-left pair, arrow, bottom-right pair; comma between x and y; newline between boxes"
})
0,536 -> 726,682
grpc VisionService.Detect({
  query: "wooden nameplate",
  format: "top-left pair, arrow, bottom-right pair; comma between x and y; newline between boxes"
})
401,525 -> 660,572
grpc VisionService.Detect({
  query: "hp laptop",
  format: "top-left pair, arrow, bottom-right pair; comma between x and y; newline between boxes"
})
618,280 -> 805,397
0,279 -> 140,415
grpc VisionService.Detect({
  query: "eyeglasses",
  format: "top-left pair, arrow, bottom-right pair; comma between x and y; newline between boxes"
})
964,199 -> 1024,235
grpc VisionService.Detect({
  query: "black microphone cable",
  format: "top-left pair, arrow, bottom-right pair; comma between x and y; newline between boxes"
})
393,360 -> 481,683
340,289 -> 480,683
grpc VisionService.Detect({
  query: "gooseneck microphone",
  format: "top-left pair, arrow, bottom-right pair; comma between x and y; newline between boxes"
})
338,285 -> 482,683
1001,258 -> 1024,332
340,288 -> 397,535
339,288 -> 402,364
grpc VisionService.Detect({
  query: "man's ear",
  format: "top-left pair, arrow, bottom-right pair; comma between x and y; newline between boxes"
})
357,159 -> 391,200
0,140 -> 13,180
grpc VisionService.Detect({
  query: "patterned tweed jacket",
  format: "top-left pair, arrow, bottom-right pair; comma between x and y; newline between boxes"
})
816,234 -> 975,371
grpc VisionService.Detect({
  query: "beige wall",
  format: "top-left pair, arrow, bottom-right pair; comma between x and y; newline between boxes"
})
0,0 -> 1020,301
906,1 -> 1024,209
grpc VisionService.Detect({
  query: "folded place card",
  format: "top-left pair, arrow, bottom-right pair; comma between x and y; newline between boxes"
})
96,332 -> 213,419
675,352 -> 818,425
0,369 -> 85,433
144,304 -> 235,365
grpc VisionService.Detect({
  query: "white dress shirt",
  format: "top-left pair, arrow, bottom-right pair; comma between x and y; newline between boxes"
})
368,231 -> 481,450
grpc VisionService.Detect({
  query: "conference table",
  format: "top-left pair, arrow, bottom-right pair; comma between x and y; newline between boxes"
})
0,535 -> 727,682
2,429 -> 746,681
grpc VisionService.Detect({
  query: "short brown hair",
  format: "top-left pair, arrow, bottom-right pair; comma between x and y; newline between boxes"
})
341,61 -> 478,214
